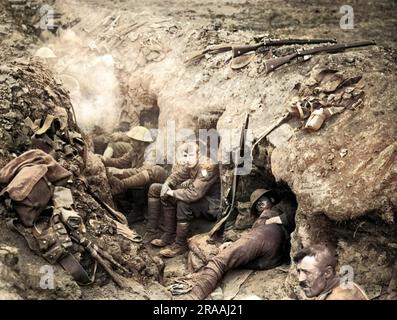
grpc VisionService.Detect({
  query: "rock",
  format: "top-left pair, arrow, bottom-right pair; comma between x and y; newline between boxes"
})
267,123 -> 294,148
146,281 -> 172,300
210,287 -> 223,300
0,245 -> 19,267
163,255 -> 189,280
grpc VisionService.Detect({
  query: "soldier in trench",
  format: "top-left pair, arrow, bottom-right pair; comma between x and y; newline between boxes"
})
101,126 -> 167,195
186,188 -> 295,300
294,244 -> 369,300
144,141 -> 222,258
92,106 -> 140,157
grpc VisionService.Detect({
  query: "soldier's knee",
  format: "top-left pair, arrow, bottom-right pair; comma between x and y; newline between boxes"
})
176,201 -> 193,221
148,183 -> 162,198
149,166 -> 168,183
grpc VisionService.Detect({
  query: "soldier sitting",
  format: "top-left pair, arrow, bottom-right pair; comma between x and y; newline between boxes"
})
186,188 -> 295,300
145,141 -> 221,258
101,126 -> 167,195
93,106 -> 140,157
294,244 -> 369,300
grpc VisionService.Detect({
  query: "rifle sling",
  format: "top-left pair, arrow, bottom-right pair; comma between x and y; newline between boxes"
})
58,253 -> 96,285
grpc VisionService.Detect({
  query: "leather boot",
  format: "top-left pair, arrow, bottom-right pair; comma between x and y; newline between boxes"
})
159,222 -> 190,258
143,198 -> 162,243
151,206 -> 176,247
188,267 -> 220,300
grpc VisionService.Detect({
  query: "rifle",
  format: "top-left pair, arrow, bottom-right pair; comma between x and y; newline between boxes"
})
185,44 -> 234,64
185,38 -> 336,64
78,175 -> 128,225
264,40 -> 376,74
70,230 -> 129,288
231,38 -> 337,58
250,112 -> 291,158
209,113 -> 250,239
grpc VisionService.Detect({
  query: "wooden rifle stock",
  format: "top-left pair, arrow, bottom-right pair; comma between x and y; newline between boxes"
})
209,113 -> 250,238
71,231 -> 127,288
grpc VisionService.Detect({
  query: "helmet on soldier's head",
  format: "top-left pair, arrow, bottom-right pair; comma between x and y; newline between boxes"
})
250,189 -> 279,213
126,126 -> 153,142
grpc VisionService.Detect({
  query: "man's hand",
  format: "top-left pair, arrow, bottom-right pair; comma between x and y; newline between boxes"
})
160,183 -> 171,197
265,216 -> 282,225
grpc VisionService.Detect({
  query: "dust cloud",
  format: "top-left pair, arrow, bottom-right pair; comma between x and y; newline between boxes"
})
43,29 -> 122,133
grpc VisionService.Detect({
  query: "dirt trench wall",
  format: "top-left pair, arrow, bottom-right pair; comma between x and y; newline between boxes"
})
0,57 -> 167,299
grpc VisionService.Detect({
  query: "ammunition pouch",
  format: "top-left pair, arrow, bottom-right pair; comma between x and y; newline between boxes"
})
32,215 -> 73,264
7,215 -> 93,285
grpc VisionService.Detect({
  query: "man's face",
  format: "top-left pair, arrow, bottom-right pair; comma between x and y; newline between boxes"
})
177,143 -> 199,168
296,256 -> 328,298
185,150 -> 199,168
255,196 -> 272,214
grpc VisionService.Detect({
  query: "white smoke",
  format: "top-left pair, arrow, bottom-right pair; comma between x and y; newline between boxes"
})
45,29 -> 122,132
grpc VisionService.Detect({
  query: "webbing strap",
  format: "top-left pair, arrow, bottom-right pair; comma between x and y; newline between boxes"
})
6,218 -> 95,285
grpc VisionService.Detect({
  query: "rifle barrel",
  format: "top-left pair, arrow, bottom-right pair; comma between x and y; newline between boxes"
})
232,38 -> 336,58
298,40 -> 376,57
209,113 -> 250,238
263,38 -> 337,46
264,40 -> 376,73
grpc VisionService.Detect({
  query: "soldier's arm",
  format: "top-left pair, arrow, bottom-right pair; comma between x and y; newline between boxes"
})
103,149 -> 133,169
277,209 -> 296,233
172,165 -> 219,203
110,132 -> 131,143
165,164 -> 191,188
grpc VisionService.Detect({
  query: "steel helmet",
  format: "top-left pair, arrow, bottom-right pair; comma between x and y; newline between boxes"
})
126,126 -> 153,142
250,189 -> 279,213
35,47 -> 57,59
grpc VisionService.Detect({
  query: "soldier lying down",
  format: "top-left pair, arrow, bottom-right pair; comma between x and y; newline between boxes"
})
186,189 -> 295,300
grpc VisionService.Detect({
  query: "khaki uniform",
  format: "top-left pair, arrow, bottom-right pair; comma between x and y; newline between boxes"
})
146,157 -> 221,256
92,131 -> 132,157
163,157 -> 221,221
103,140 -> 145,169
316,282 -> 369,300
189,207 -> 295,300
107,132 -> 133,158
105,142 -> 167,193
